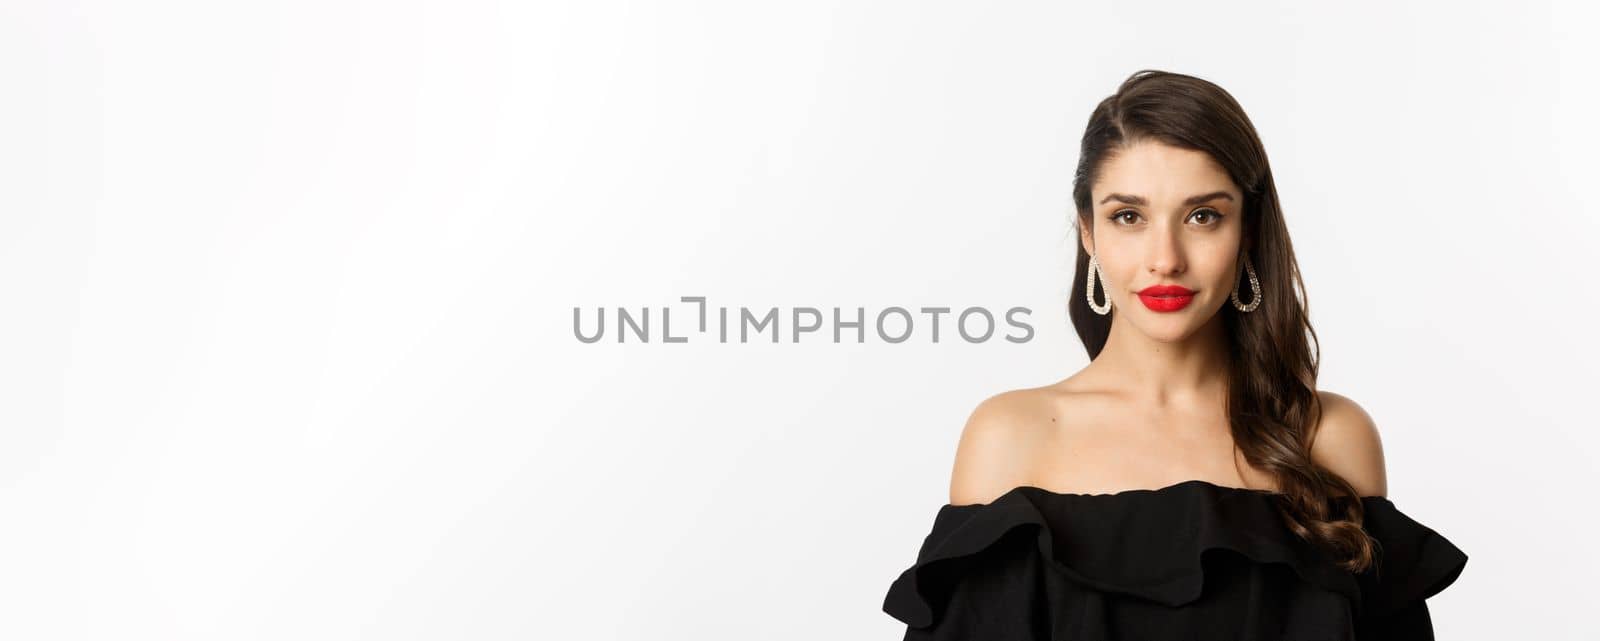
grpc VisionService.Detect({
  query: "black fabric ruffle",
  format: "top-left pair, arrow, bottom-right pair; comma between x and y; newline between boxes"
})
882,480 -> 1467,641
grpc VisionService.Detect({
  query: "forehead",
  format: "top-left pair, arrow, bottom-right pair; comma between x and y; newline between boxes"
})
1093,141 -> 1238,203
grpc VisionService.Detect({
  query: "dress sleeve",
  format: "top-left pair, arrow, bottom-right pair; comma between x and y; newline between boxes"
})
883,504 -> 1052,641
1351,497 -> 1469,641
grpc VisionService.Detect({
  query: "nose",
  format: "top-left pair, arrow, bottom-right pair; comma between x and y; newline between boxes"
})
1146,220 -> 1186,276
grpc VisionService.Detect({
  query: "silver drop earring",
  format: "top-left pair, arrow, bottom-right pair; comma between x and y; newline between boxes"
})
1087,254 -> 1112,315
1231,253 -> 1262,312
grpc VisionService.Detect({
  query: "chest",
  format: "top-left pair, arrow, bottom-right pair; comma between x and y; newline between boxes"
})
1020,402 -> 1275,494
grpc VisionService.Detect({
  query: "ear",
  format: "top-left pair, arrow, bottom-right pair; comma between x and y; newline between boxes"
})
1079,214 -> 1095,256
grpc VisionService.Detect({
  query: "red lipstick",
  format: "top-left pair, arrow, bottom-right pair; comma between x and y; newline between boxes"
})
1137,284 -> 1196,312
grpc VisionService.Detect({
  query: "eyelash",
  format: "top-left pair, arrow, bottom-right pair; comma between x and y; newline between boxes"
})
1109,208 -> 1225,226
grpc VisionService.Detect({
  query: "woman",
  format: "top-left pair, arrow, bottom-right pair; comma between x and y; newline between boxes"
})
881,70 -> 1468,640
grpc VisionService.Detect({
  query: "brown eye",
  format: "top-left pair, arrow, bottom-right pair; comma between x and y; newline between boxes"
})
1110,210 -> 1139,225
1190,208 -> 1224,225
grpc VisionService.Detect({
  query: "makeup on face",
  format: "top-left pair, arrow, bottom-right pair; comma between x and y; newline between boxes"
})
1137,284 -> 1196,312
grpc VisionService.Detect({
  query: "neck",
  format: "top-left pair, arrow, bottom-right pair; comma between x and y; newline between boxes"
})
1089,311 -> 1231,409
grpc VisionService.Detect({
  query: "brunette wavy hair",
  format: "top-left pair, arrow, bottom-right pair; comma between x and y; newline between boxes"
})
1067,69 -> 1376,572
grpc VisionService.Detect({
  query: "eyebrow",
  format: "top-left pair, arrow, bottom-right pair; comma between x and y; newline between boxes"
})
1098,191 -> 1235,207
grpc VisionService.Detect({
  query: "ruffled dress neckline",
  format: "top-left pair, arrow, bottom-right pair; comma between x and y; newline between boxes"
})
883,479 -> 1468,641
975,478 -> 1302,500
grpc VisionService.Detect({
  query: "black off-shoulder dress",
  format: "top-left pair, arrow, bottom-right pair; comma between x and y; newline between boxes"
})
882,480 -> 1468,641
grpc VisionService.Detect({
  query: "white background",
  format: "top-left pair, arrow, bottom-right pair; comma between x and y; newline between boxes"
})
3,1 -> 1595,639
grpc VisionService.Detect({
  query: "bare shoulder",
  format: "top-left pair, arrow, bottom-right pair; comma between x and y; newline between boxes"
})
947,388 -> 1052,506
1309,390 -> 1389,498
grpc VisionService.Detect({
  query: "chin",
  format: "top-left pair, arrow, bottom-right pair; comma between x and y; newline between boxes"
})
1134,323 -> 1196,344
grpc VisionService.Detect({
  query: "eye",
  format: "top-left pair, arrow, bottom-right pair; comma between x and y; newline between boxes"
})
1189,208 -> 1224,225
1110,210 -> 1140,225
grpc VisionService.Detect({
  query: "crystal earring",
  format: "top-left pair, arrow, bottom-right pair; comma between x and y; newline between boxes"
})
1087,254 -> 1112,315
1231,253 -> 1261,312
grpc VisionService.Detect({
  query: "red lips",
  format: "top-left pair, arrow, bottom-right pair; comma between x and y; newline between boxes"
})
1137,285 -> 1196,312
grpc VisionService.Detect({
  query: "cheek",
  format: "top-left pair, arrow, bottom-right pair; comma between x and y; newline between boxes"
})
1199,257 -> 1238,292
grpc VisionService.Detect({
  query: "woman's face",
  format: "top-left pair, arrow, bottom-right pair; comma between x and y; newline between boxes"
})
1081,139 -> 1246,342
